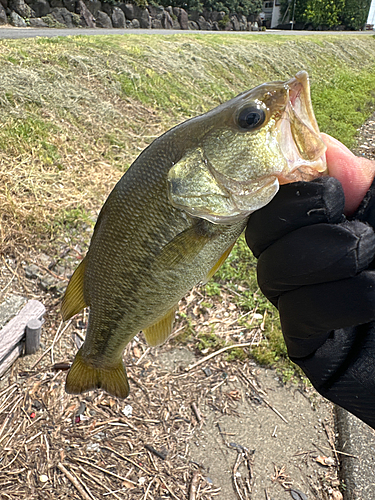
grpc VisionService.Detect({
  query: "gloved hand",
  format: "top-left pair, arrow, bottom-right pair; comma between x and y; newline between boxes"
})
245,175 -> 375,428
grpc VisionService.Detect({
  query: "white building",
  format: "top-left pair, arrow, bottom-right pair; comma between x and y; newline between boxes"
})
261,1 -> 282,29
367,0 -> 375,27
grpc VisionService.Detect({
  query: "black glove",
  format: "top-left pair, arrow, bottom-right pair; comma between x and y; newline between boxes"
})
245,177 -> 375,428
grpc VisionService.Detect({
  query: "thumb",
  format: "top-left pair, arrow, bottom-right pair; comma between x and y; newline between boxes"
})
321,133 -> 375,215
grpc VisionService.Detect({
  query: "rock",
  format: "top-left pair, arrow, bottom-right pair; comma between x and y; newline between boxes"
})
178,8 -> 188,29
121,3 -> 150,28
9,12 -> 26,26
212,20 -> 219,30
111,6 -> 125,28
139,8 -> 150,28
40,275 -> 57,292
9,0 -> 35,17
76,0 -> 95,27
50,0 -> 63,7
147,4 -> 163,20
0,294 -> 27,329
29,0 -> 50,17
230,14 -> 239,31
197,15 -> 211,30
28,16 -> 48,25
188,20 -> 198,30
161,9 -> 173,29
0,2 -> 7,23
0,0 -> 7,10
51,6 -> 73,26
130,17 -> 139,28
188,10 -> 199,22
96,9 -> 111,27
237,14 -> 247,30
151,17 -> 162,29
83,0 -> 101,17
121,3 -> 137,19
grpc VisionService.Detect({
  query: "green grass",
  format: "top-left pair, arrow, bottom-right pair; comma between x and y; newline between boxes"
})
0,33 -> 374,378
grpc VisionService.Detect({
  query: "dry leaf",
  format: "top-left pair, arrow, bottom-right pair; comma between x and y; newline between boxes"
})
331,490 -> 343,500
315,455 -> 335,467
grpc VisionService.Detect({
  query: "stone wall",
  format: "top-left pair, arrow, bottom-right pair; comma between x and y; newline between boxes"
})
0,0 -> 262,31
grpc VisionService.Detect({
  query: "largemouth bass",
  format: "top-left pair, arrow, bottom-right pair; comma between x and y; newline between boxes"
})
61,70 -> 326,398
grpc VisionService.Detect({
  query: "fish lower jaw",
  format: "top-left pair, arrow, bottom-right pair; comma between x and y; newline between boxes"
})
277,157 -> 327,184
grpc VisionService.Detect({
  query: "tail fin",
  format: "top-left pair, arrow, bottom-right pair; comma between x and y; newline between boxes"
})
65,348 -> 130,399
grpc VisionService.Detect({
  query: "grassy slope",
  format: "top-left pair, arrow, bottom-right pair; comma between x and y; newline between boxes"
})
0,33 -> 374,373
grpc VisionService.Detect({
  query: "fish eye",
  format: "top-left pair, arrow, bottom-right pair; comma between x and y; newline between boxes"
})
237,106 -> 266,131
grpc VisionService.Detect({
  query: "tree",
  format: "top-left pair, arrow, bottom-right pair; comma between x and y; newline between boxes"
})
202,0 -> 262,15
340,0 -> 371,30
303,0 -> 345,27
278,0 -> 309,25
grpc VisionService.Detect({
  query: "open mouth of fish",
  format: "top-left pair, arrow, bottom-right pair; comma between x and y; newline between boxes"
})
277,70 -> 327,183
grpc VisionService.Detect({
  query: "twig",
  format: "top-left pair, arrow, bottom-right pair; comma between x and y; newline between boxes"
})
0,395 -> 23,443
191,402 -> 202,423
160,477 -> 181,500
57,462 -> 93,500
0,450 -> 20,471
317,444 -> 358,459
101,445 -> 151,474
189,470 -> 200,500
143,477 -> 155,500
78,466 -> 124,500
238,369 -> 288,424
323,421 -> 339,466
73,457 -> 137,485
233,452 -> 245,500
210,379 -> 226,393
144,444 -> 166,460
135,347 -> 151,365
30,320 -> 72,369
186,343 -> 252,372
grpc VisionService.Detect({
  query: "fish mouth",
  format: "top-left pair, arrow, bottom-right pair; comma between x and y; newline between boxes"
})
277,70 -> 327,183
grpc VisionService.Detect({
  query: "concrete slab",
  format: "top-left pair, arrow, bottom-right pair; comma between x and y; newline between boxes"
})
336,407 -> 375,499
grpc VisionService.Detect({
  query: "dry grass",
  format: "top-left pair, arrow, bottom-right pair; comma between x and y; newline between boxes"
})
0,34 -> 374,258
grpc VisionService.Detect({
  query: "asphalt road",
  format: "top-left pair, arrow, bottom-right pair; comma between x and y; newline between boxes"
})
0,26 -> 373,39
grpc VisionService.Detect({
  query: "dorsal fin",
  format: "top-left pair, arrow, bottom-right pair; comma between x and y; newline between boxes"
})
61,258 -> 88,321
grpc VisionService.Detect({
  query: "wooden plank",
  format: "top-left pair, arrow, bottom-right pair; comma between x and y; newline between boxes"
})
0,343 -> 24,377
0,300 -> 45,363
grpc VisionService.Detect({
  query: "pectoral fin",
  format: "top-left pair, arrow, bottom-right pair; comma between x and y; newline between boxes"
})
155,220 -> 214,270
204,242 -> 235,284
143,305 -> 178,347
61,258 -> 88,321
66,348 -> 130,399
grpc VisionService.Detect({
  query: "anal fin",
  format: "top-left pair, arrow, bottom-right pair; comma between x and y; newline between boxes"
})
66,348 -> 130,399
61,257 -> 88,321
143,305 -> 178,347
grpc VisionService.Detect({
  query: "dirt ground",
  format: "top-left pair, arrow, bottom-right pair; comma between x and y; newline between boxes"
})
0,291 -> 340,500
